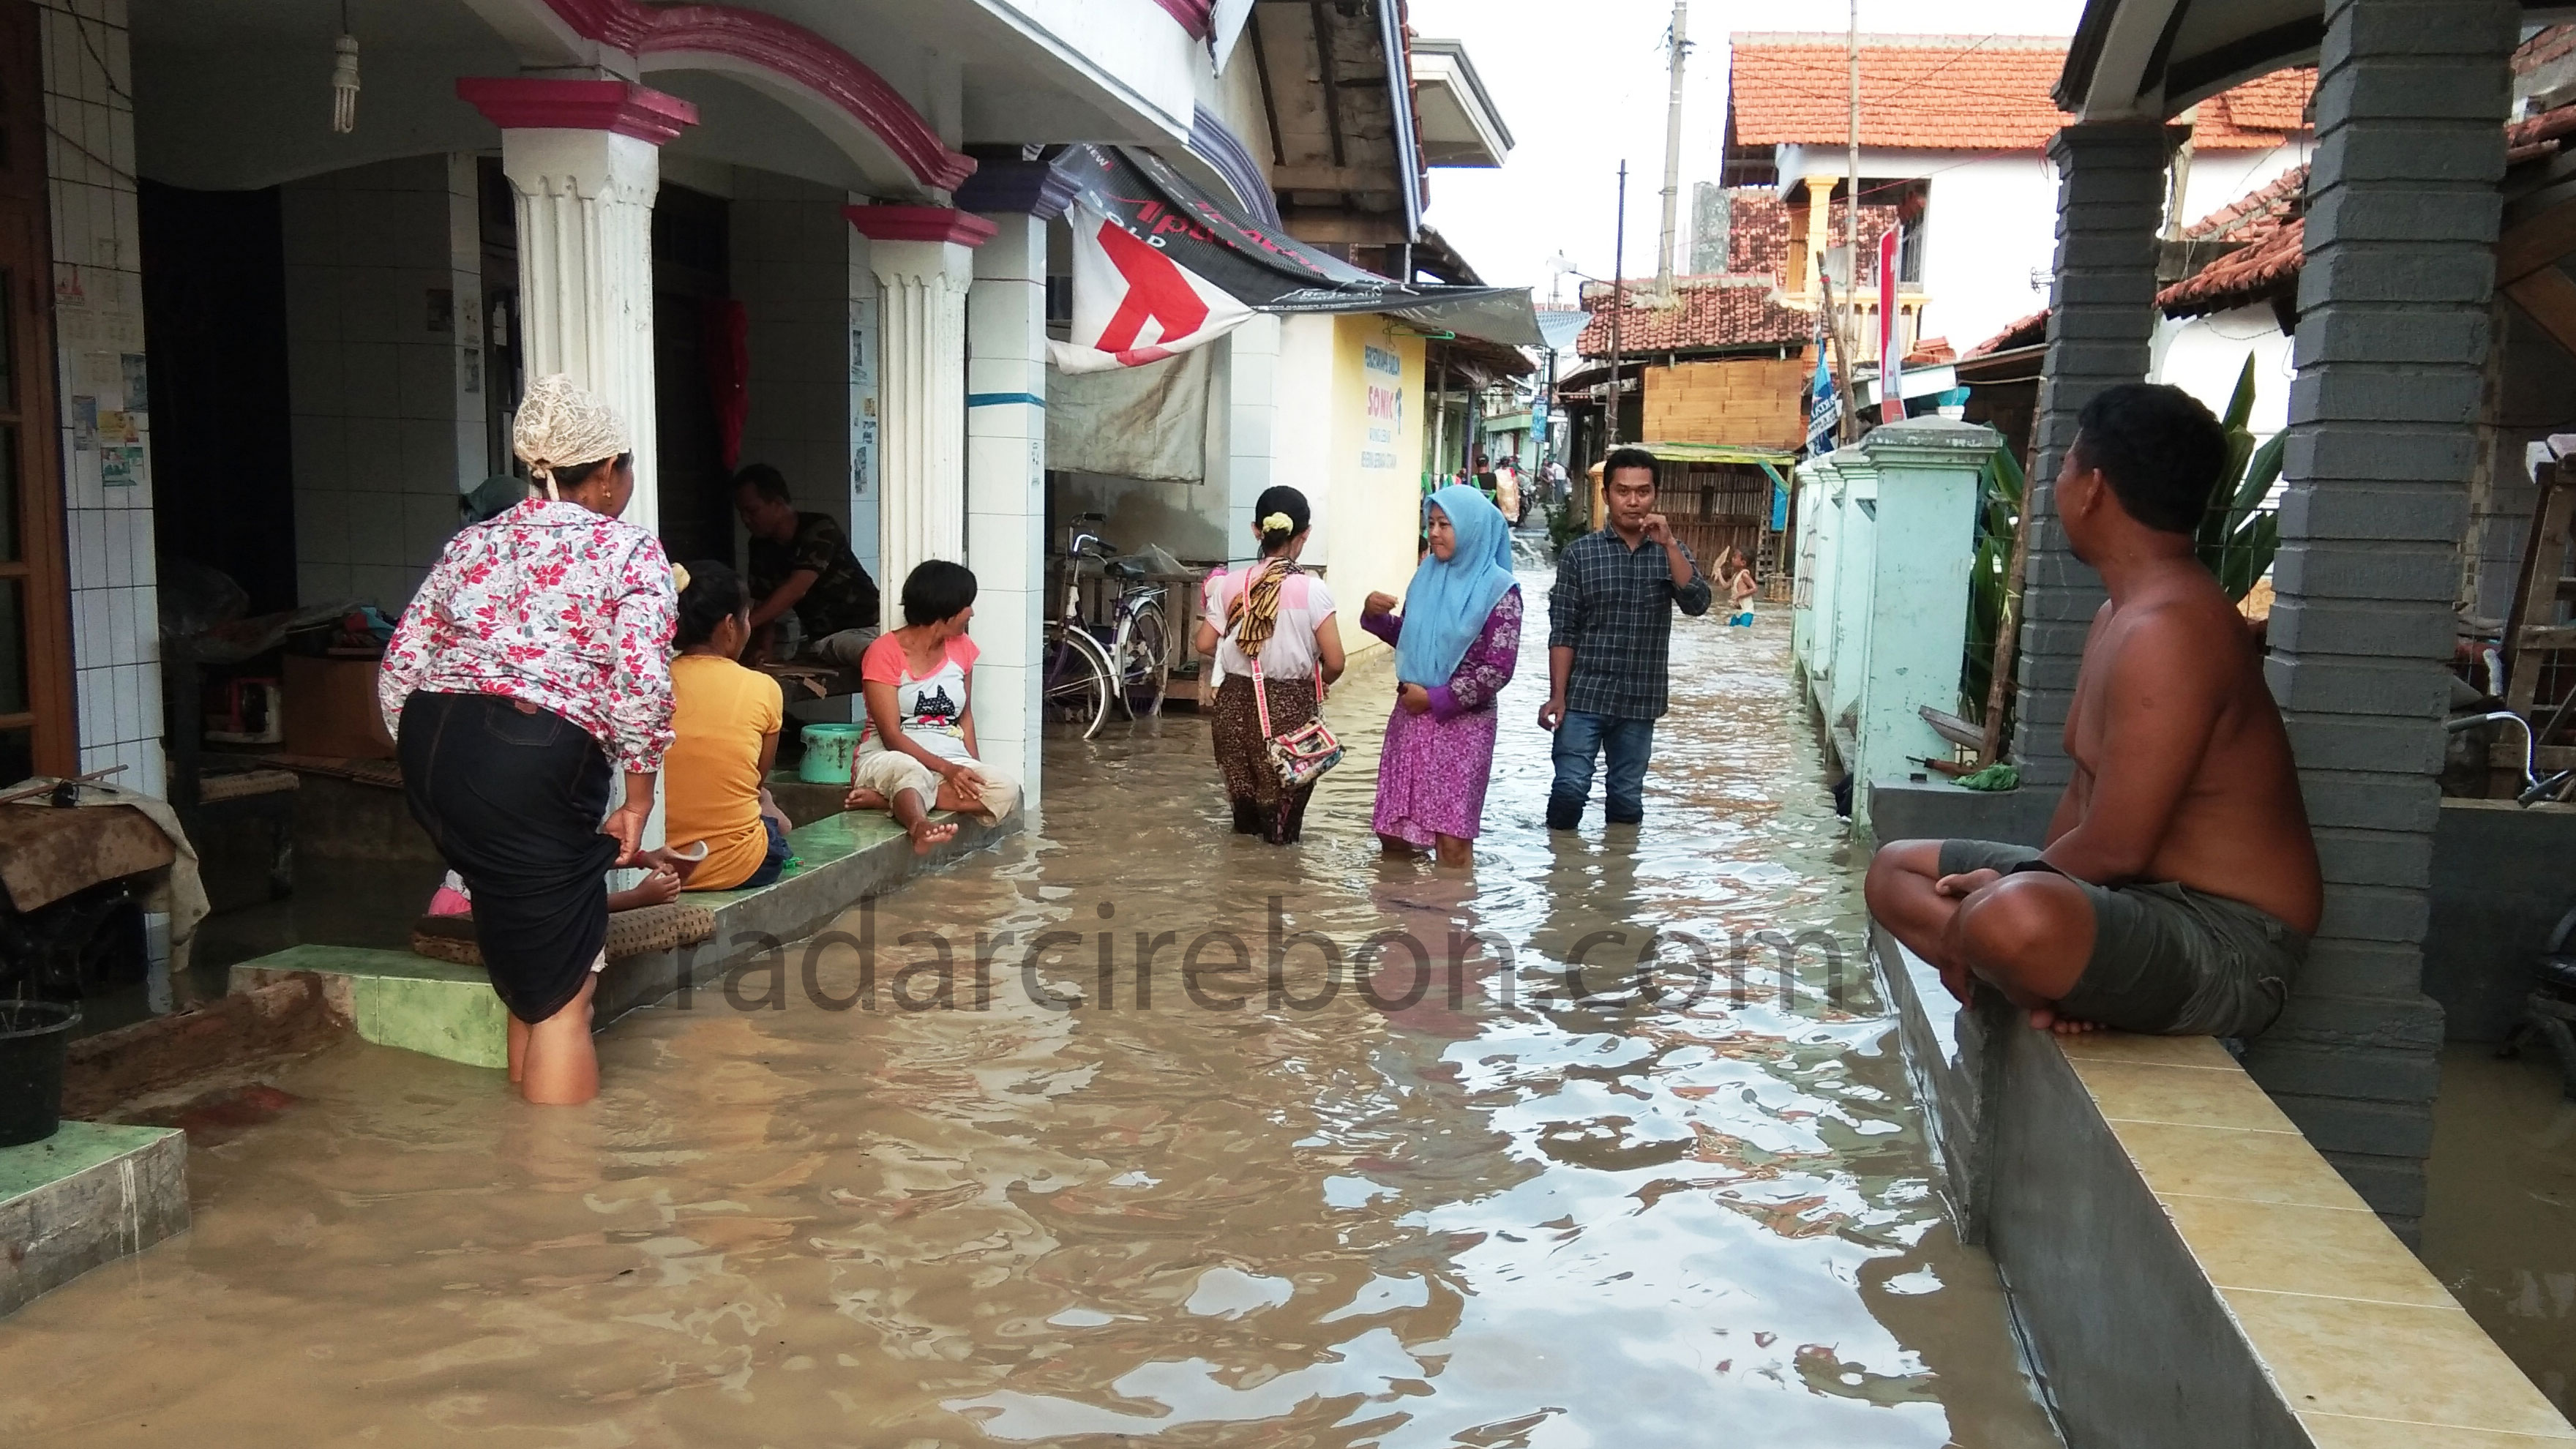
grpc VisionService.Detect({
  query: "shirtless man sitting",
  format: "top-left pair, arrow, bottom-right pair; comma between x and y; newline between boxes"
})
1865,383 -> 2322,1038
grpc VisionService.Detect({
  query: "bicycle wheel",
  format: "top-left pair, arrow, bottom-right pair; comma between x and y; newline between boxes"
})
1117,601 -> 1171,719
1041,623 -> 1113,740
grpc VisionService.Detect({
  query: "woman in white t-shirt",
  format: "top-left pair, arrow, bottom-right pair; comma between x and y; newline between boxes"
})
1194,485 -> 1347,844
846,560 -> 1021,853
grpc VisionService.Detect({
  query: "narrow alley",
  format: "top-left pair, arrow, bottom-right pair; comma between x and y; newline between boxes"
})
0,585 -> 2057,1446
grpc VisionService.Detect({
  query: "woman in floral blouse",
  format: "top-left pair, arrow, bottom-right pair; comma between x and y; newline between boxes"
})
379,375 -> 678,1106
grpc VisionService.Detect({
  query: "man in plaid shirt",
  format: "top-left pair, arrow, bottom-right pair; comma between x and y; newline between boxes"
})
1541,447 -> 1712,829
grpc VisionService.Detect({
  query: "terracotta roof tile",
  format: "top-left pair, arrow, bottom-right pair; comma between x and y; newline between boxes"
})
2179,162 -> 2306,243
1964,309 -> 2048,358
1729,191 -> 1789,280
2159,215 -> 2305,318
1728,34 -> 2069,151
2194,70 -> 2314,148
2518,23 -> 2576,74
1574,277 -> 1813,357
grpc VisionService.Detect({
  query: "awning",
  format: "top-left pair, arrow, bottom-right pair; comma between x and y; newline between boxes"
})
1055,145 -> 1543,348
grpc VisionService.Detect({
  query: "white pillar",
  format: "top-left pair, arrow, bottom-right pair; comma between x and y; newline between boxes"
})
457,80 -> 695,535
964,211 -> 1047,802
848,207 -> 992,596
460,79 -> 693,860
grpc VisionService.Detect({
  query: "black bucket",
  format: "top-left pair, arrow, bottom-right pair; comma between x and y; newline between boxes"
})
0,1000 -> 78,1147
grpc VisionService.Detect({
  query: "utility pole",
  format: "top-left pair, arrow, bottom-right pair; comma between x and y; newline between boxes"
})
1841,0 -> 1863,443
1655,1 -> 1690,299
1607,160 -> 1628,451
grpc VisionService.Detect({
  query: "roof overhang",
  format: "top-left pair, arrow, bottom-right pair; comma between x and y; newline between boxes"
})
1247,0 -> 1423,242
2051,0 -> 2512,119
1410,38 -> 1512,168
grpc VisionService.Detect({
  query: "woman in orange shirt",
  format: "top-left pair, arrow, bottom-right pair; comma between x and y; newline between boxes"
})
665,562 -> 793,891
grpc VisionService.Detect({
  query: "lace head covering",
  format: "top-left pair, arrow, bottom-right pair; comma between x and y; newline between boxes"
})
513,374 -> 632,500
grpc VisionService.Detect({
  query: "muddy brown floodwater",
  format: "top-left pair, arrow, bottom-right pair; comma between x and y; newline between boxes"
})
0,574 -> 2062,1448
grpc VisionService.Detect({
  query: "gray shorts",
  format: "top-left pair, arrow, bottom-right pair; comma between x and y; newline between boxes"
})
1937,839 -> 2307,1038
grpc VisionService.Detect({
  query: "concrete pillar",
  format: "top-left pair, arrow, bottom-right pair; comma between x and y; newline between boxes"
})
456,80 -> 696,535
1852,420 -> 1996,814
1802,458 -> 1846,710
2244,0 -> 2519,1232
847,207 -> 992,596
955,159 -> 1072,804
1227,315 -> 1285,545
1825,453 -> 1879,757
2010,120 -> 2167,788
1790,460 -> 1827,670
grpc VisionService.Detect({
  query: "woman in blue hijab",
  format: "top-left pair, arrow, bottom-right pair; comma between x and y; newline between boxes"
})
1358,484 -> 1524,867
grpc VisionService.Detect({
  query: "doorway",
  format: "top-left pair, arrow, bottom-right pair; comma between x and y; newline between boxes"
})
0,0 -> 73,780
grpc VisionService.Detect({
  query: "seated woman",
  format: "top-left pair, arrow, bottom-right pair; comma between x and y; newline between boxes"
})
845,560 -> 1021,853
666,561 -> 795,891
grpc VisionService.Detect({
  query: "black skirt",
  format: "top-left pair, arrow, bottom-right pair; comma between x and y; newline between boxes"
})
398,692 -> 618,1025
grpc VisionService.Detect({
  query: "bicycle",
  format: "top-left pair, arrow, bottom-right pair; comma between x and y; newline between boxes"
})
1043,517 -> 1173,736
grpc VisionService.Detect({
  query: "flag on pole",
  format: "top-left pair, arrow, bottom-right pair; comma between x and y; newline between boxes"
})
1878,225 -> 1906,423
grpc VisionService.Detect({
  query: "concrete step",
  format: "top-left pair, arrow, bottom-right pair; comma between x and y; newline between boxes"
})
0,1120 -> 188,1314
227,806 -> 1017,1069
231,945 -> 506,1068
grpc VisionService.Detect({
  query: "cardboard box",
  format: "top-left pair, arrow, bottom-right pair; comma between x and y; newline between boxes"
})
282,654 -> 395,760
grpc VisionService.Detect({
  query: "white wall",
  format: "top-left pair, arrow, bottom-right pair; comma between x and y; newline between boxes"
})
2152,304 -> 2294,446
282,155 -> 485,613
1271,312 -> 1337,571
1771,144 -> 2062,355
1912,153 -> 2061,353
42,0 -> 161,793
2176,141 -> 2312,231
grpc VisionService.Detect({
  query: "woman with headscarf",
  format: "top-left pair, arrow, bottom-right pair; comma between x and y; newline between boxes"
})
1360,484 -> 1523,869
1194,485 -> 1347,844
379,375 -> 678,1106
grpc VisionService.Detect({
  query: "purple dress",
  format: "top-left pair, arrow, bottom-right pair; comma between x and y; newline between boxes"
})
1365,587 -> 1524,846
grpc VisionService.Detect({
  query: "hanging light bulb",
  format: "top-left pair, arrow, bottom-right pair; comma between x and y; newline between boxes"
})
330,10 -> 360,135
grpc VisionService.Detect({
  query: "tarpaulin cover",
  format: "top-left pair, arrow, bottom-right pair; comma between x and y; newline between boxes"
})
1048,144 -> 1541,375
1047,347 -> 1214,483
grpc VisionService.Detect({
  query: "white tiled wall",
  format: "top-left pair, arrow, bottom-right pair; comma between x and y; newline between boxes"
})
40,0 -> 162,795
282,154 -> 484,613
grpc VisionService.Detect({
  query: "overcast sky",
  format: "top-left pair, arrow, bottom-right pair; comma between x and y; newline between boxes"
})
1407,0 -> 2089,294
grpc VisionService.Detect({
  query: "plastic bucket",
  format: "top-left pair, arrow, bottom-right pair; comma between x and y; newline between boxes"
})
798,723 -> 866,785
0,1000 -> 79,1147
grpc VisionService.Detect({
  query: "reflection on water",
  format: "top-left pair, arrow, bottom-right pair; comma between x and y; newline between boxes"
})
0,574 -> 2058,1447
2425,1044 -> 2576,1413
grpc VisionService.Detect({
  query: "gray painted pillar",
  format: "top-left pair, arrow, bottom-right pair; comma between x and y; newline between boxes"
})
2244,0 -> 2518,1232
2010,121 -> 2168,787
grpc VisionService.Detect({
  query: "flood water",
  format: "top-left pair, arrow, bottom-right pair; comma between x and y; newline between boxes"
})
2423,1043 -> 2576,1415
0,574 -> 2059,1447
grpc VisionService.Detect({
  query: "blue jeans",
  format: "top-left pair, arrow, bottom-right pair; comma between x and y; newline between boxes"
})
738,815 -> 793,890
1549,712 -> 1655,828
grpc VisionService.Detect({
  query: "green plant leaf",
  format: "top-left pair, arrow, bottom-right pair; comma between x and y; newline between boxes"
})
2223,353 -> 2256,433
